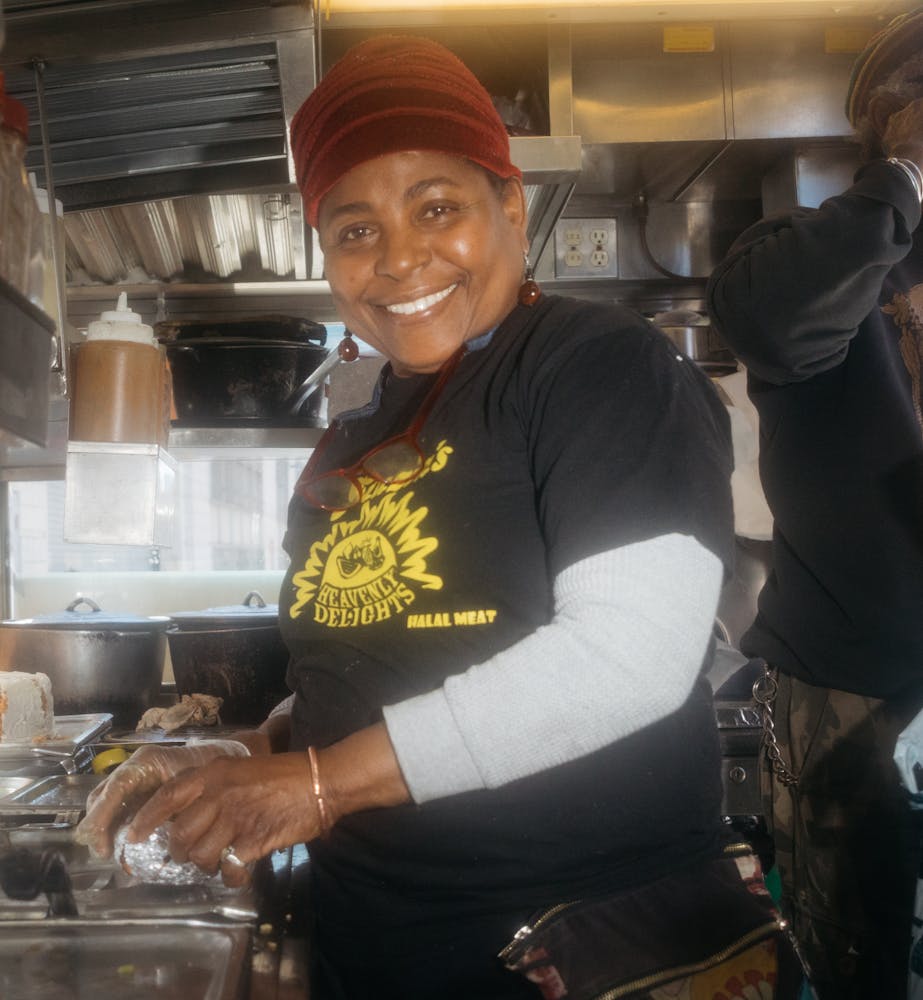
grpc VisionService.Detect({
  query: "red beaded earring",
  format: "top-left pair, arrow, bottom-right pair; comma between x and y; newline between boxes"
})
518,252 -> 541,307
338,329 -> 359,361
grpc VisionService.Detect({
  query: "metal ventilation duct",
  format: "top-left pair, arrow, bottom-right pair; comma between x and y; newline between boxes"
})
3,43 -> 292,211
59,137 -> 580,291
65,192 -> 306,284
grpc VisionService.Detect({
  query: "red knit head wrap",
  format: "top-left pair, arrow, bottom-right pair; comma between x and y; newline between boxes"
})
846,7 -> 923,127
290,35 -> 522,229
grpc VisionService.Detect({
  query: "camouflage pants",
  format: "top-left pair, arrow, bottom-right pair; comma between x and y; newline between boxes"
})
764,670 -> 923,1000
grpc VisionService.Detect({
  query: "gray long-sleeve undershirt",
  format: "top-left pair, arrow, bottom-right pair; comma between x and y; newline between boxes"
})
384,532 -> 723,803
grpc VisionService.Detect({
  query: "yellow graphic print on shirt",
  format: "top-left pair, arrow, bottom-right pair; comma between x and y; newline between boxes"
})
882,283 -> 923,430
289,444 -> 449,627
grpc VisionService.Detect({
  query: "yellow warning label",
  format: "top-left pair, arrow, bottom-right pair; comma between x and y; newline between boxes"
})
663,25 -> 716,54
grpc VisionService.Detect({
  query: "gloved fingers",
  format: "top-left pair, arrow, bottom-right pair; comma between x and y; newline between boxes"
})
75,742 -> 231,859
184,738 -> 251,761
186,810 -> 241,874
75,761 -> 162,859
125,758 -> 254,888
127,768 -> 213,854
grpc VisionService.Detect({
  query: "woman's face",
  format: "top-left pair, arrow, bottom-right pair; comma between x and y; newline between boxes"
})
317,151 -> 529,375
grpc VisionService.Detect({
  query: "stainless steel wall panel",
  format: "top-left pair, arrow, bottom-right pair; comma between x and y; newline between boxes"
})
547,24 -> 575,140
728,20 -> 856,139
761,143 -> 861,212
570,23 -> 726,144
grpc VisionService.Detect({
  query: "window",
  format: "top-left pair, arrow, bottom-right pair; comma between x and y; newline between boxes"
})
7,454 -> 306,621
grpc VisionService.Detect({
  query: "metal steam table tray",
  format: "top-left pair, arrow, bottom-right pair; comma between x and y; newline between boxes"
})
0,918 -> 253,999
98,723 -> 244,748
0,714 -> 113,767
0,825 -> 260,924
0,772 -> 103,817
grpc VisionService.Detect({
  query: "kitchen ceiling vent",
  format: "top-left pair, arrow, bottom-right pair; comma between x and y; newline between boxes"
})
3,43 -> 292,211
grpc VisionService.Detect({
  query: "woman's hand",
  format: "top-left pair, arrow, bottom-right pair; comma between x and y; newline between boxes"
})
125,751 -> 322,888
81,721 -> 413,888
73,739 -> 250,860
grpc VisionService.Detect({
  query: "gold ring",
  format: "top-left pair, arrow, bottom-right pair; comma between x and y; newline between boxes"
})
220,845 -> 246,868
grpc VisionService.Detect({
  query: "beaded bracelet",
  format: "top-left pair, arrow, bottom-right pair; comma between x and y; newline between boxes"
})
307,745 -> 332,836
887,156 -> 923,203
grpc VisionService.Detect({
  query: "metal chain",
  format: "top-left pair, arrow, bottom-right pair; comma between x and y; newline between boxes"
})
752,665 -> 800,787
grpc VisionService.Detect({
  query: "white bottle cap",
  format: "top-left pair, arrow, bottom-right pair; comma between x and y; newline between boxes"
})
87,292 -> 157,345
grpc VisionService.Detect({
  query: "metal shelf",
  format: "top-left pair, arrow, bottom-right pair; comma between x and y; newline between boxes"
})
1,420 -> 321,480
168,424 -> 323,459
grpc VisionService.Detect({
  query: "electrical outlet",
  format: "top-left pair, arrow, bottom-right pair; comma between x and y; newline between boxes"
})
554,218 -> 618,278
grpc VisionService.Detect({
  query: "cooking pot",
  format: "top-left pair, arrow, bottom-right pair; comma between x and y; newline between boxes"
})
652,309 -> 735,372
166,591 -> 291,726
0,597 -> 169,727
158,315 -> 329,427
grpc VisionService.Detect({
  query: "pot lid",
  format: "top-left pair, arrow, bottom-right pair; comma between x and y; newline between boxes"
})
1,597 -> 170,631
652,309 -> 710,328
155,315 -> 327,346
164,337 -> 329,350
168,591 -> 279,629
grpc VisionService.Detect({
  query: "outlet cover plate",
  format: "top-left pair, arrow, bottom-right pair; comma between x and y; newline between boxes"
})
553,218 -> 618,278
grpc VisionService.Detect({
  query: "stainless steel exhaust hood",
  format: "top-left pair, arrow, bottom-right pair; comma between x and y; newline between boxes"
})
1,4 -> 581,312
51,135 -> 579,296
3,3 -> 896,328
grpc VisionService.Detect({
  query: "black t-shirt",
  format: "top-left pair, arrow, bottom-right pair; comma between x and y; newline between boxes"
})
280,295 -> 734,929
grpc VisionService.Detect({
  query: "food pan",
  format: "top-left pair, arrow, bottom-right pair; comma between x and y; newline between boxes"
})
0,773 -> 103,814
0,919 -> 251,999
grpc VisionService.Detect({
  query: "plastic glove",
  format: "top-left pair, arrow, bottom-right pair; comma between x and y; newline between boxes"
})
74,739 -> 250,860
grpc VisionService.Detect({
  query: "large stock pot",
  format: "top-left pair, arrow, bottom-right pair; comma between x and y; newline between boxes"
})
166,591 -> 291,726
0,598 -> 169,726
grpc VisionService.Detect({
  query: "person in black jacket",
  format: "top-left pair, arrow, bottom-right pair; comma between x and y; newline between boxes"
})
707,10 -> 923,999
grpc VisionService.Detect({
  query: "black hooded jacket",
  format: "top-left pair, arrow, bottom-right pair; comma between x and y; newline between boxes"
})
707,157 -> 923,699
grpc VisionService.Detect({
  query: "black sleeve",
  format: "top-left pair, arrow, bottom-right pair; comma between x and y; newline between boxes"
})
706,158 -> 921,385
517,301 -> 735,579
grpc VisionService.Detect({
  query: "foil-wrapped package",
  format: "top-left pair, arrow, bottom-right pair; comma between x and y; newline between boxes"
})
114,824 -> 216,886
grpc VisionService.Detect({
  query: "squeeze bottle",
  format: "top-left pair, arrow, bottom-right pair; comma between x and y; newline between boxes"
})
70,292 -> 170,445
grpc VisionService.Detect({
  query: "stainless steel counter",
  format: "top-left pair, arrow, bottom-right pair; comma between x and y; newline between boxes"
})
0,768 -> 313,999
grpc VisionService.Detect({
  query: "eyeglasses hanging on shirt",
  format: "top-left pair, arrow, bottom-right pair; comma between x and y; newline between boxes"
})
295,345 -> 467,512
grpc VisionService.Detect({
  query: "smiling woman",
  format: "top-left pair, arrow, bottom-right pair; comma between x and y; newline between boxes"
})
317,152 -> 527,373
290,33 -> 530,375
75,33 -> 806,1000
